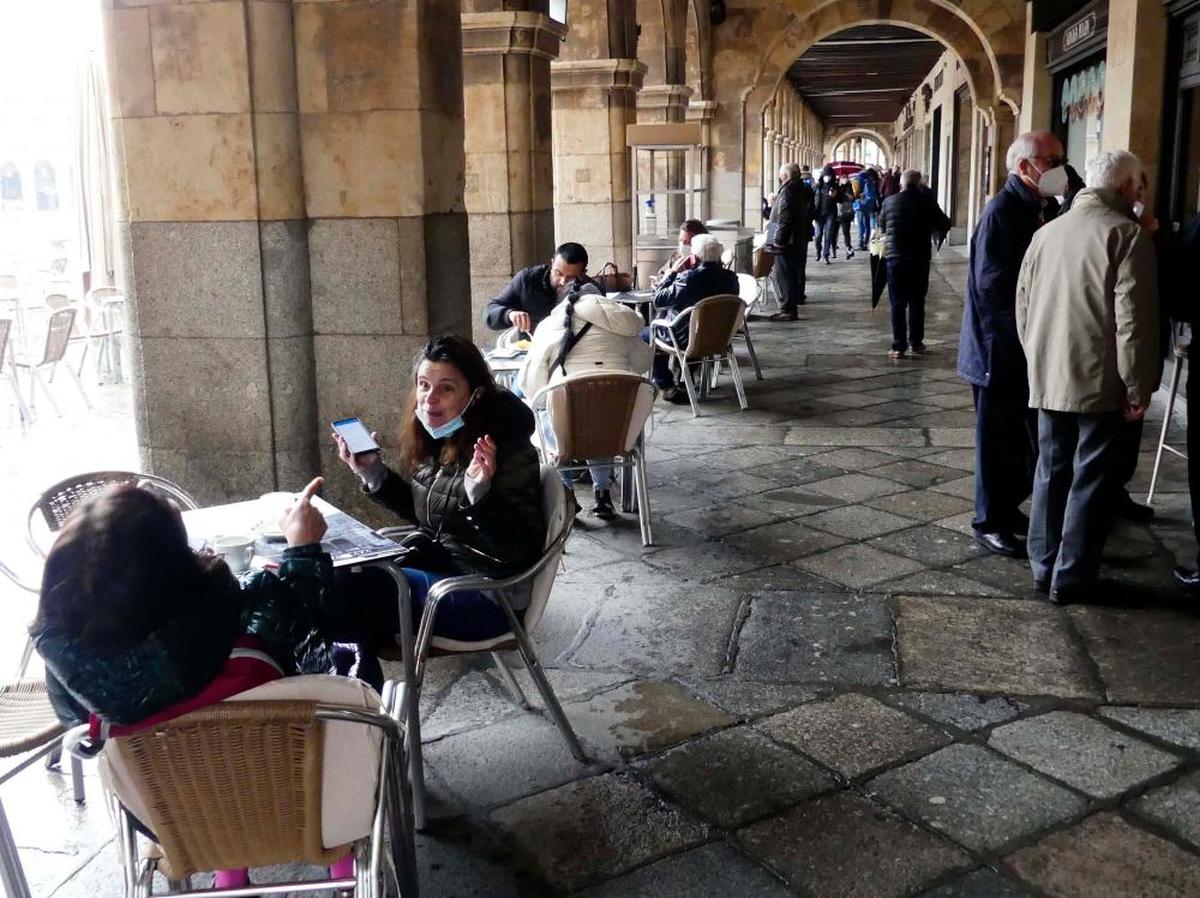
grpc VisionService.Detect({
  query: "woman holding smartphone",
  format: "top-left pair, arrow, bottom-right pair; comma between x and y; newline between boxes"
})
330,336 -> 546,678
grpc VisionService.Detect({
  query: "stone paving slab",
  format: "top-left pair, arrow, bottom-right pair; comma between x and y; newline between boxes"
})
639,726 -> 836,828
884,691 -> 1025,732
804,472 -> 911,502
886,569 -> 1009,597
735,591 -> 897,685
664,502 -> 783,538
489,773 -> 708,892
739,485 -> 845,518
757,693 -> 950,779
867,744 -> 1088,853
865,488 -> 975,522
722,519 -> 848,563
988,711 -> 1182,799
804,503 -> 917,539
870,524 -> 986,567
1068,606 -> 1200,704
793,542 -> 926,589
917,867 -> 1041,897
676,677 -> 825,719
1004,812 -> 1200,897
1099,706 -> 1200,750
869,459 -> 967,488
895,596 -> 1102,699
423,715 -> 594,809
1132,769 -> 1200,850
808,446 -> 896,469
574,843 -> 793,897
562,679 -> 735,759
735,791 -> 971,898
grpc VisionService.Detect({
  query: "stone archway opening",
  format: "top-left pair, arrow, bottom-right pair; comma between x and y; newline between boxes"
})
831,133 -> 892,167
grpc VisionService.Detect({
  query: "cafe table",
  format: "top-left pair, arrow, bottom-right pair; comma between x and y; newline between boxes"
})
182,492 -> 429,827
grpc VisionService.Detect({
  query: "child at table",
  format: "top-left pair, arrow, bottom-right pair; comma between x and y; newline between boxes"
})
30,477 -> 354,889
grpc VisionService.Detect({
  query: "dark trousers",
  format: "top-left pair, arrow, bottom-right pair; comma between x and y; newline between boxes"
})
1189,347 -> 1200,565
839,218 -> 853,251
885,258 -> 930,352
774,245 -> 808,311
1116,417 -> 1145,491
972,382 -> 1038,534
1028,409 -> 1122,589
642,324 -> 688,388
818,215 -> 838,259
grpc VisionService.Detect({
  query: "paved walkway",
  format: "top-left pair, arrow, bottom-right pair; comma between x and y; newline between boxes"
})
12,248 -> 1200,896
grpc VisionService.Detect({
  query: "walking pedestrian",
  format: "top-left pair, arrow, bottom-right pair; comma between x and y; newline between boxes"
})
877,169 -> 950,359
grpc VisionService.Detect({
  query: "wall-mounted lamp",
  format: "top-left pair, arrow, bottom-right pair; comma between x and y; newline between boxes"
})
550,0 -> 567,25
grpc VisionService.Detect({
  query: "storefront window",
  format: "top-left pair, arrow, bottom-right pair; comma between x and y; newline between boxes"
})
1059,60 -> 1105,175
34,161 -> 58,211
0,162 -> 21,211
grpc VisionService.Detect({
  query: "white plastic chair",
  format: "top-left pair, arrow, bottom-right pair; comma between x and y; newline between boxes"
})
734,273 -> 766,381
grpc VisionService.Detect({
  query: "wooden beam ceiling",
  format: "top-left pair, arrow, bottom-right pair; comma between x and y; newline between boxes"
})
786,25 -> 946,132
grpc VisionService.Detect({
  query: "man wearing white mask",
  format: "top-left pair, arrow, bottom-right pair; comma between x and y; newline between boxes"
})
957,131 -> 1067,561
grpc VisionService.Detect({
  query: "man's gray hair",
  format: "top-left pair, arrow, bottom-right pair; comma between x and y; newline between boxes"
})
1085,150 -> 1143,191
1005,131 -> 1059,174
691,233 -> 724,263
780,162 -> 802,182
901,169 -> 922,189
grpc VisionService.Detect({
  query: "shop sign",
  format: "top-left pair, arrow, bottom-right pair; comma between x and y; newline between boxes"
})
1047,0 -> 1108,70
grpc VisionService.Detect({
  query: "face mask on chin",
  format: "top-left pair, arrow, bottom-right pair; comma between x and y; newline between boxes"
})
1031,162 -> 1069,198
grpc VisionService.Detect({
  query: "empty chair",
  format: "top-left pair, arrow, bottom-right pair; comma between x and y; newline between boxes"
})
12,308 -> 91,415
85,286 -> 126,383
531,371 -> 656,545
650,294 -> 750,417
735,273 -> 766,381
0,320 -> 31,429
68,676 -> 418,897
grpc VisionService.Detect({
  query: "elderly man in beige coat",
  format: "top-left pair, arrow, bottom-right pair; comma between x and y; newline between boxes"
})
1015,150 -> 1160,604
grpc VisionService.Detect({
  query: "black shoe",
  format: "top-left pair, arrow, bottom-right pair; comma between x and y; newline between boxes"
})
769,310 -> 798,322
1033,578 -> 1050,595
824,257 -> 831,265
1174,567 -> 1200,591
974,530 -> 1027,559
846,249 -> 855,258
665,387 -> 691,405
1049,580 -> 1120,606
1115,493 -> 1155,523
590,490 -> 616,520
910,343 -> 925,356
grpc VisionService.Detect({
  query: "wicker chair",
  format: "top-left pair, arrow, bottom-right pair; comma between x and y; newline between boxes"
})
379,467 -> 588,829
650,294 -> 750,417
67,678 -> 418,898
0,681 -> 81,898
530,371 -> 657,546
11,307 -> 91,416
26,471 -> 199,558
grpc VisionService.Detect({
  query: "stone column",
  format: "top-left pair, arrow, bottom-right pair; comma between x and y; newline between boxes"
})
636,84 -> 692,123
1103,0 -> 1168,204
1019,7 -> 1053,134
103,0 -> 317,502
460,10 -> 565,345
686,99 -> 716,221
294,0 -> 470,518
551,58 -> 645,272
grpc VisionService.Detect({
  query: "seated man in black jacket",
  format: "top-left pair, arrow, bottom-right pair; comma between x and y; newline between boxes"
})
878,169 -> 951,359
643,234 -> 739,402
484,242 -> 598,334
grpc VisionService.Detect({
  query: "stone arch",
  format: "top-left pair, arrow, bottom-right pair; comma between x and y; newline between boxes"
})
825,128 -> 894,163
637,0 -> 689,86
706,0 -> 1024,220
684,0 -> 711,101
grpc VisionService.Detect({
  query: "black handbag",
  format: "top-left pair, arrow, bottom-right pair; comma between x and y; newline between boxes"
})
395,529 -> 458,572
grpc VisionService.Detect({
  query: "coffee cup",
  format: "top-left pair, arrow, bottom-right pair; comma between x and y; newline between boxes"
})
212,535 -> 256,574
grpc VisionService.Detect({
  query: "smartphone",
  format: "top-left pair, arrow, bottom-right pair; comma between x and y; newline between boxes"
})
331,417 -> 380,456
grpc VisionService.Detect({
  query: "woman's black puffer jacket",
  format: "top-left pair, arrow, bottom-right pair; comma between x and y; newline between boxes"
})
368,389 -> 546,580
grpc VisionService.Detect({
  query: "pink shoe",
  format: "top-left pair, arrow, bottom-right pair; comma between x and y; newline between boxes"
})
330,855 -> 355,879
213,869 -> 249,888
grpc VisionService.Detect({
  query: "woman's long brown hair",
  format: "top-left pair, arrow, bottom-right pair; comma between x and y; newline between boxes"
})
397,335 -> 498,475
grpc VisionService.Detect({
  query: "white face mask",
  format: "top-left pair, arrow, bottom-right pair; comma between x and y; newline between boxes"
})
1031,162 -> 1069,198
678,242 -> 690,257
1132,201 -> 1146,220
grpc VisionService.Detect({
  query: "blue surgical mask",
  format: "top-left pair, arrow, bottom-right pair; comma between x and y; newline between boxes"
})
418,389 -> 480,440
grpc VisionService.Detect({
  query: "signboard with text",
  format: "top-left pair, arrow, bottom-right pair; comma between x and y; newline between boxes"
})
1047,0 -> 1108,71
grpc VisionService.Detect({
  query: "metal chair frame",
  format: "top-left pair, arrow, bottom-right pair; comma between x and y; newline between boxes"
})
1147,342 -> 1190,504
0,319 -> 32,430
529,372 -> 657,546
734,274 -> 766,381
387,472 -> 588,829
65,690 -> 418,898
27,471 -> 200,559
650,295 -> 750,417
12,307 -> 92,416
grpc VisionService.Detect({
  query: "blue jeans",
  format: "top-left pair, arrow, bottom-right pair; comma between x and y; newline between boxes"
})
402,568 -> 514,642
857,209 -> 873,247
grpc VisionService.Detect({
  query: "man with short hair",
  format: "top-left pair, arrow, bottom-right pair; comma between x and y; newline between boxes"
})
1016,150 -> 1160,604
484,242 -> 598,334
656,219 -> 708,282
958,131 -> 1065,559
645,234 -> 739,402
764,162 -> 815,321
877,168 -> 950,359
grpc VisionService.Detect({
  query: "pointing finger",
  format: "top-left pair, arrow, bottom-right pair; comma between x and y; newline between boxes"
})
298,476 -> 324,504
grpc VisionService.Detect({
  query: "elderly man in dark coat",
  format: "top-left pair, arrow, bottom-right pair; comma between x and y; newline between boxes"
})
763,162 -> 815,321
957,131 -> 1064,560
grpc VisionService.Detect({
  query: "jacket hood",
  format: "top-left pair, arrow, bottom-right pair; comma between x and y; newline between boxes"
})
468,387 -> 536,443
569,295 -> 644,337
